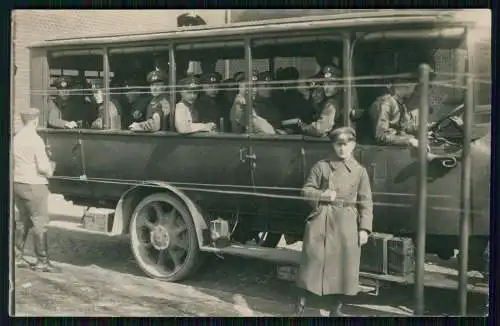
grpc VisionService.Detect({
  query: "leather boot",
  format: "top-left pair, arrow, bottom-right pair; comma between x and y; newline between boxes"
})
31,231 -> 61,273
14,227 -> 34,269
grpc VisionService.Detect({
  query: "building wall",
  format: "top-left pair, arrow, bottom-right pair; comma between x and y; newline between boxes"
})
12,10 -> 226,133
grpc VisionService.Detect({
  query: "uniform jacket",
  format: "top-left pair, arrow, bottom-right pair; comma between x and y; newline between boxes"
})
194,93 -> 228,131
302,96 -> 340,137
369,93 -> 418,146
274,90 -> 313,122
230,94 -> 276,134
135,94 -> 171,132
91,98 -> 122,130
175,100 -> 213,134
253,96 -> 282,130
297,157 -> 373,296
48,97 -> 97,129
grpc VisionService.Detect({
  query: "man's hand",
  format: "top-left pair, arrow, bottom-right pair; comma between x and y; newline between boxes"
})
205,122 -> 217,132
64,121 -> 78,129
50,161 -> 56,171
321,189 -> 336,202
408,138 -> 419,148
128,122 -> 142,131
359,230 -> 369,246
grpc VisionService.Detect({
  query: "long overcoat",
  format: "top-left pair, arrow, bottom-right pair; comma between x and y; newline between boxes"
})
296,157 -> 373,296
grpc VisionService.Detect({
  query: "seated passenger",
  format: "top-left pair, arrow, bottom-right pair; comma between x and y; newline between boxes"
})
129,69 -> 171,132
90,79 -> 122,130
368,71 -> 421,148
175,76 -> 217,133
295,66 -> 342,137
230,70 -> 276,135
117,77 -> 151,129
254,71 -> 283,131
48,76 -> 97,129
274,67 -> 313,122
195,72 -> 228,131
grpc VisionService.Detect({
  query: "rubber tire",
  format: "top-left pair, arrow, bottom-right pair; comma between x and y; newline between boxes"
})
129,192 -> 202,282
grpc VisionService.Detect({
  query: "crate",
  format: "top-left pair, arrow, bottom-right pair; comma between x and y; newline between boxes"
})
82,208 -> 114,233
387,237 -> 415,276
360,233 -> 394,275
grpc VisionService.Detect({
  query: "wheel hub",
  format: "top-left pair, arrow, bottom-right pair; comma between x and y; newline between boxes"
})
150,225 -> 170,250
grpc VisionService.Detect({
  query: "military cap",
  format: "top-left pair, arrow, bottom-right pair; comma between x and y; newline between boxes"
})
321,65 -> 341,80
51,76 -> 72,89
201,72 -> 222,84
258,71 -> 273,82
178,75 -> 200,89
233,71 -> 245,83
327,126 -> 357,143
147,70 -> 166,84
250,69 -> 259,82
91,79 -> 105,90
20,107 -> 40,123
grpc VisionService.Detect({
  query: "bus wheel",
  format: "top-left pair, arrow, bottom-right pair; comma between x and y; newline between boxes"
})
255,232 -> 282,248
129,193 -> 201,282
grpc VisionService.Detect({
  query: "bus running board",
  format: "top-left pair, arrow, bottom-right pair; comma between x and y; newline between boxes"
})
200,244 -> 302,265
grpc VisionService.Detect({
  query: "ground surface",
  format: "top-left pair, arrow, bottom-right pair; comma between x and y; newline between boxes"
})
12,196 -> 489,317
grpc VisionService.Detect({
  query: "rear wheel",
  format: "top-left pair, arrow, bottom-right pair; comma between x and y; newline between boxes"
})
129,193 -> 202,282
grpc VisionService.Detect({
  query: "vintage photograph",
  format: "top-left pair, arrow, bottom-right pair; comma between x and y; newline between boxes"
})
10,9 -> 491,317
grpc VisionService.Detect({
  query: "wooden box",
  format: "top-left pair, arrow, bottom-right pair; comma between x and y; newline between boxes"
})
360,233 -> 394,275
82,208 -> 114,233
387,237 -> 415,276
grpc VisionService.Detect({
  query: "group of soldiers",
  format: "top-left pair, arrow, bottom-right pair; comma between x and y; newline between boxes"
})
47,61 -> 426,148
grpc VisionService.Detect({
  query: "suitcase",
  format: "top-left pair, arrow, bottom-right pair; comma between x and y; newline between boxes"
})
82,207 -> 114,233
360,232 -> 394,274
387,236 -> 415,276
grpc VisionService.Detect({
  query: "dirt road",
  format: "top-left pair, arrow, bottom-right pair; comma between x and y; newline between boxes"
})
12,196 -> 488,317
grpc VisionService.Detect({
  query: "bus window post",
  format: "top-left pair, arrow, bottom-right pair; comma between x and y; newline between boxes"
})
342,33 -> 352,127
103,48 -> 110,129
458,33 -> 474,316
244,38 -> 253,133
415,63 -> 431,316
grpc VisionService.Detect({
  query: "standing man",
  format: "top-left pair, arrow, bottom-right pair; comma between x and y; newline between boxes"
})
48,76 -> 97,129
129,70 -> 171,132
13,108 -> 60,272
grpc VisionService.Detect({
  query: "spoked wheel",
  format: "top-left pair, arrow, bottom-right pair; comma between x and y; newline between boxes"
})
130,193 -> 201,282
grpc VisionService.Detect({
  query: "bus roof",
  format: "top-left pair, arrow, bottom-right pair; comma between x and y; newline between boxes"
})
29,10 -> 470,49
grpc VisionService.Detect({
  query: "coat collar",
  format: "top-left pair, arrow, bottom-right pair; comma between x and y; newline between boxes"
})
328,156 -> 356,173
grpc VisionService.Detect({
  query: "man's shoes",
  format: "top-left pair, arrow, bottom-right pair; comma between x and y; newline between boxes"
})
295,297 -> 306,317
31,260 -> 62,273
15,256 -> 34,269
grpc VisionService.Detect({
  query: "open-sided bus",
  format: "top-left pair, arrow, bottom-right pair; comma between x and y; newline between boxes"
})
27,10 -> 491,286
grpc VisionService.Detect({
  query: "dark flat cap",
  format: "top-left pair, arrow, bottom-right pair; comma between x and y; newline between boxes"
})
51,76 -> 73,89
328,126 -> 357,142
201,72 -> 222,84
258,71 -> 273,82
20,107 -> 40,123
178,75 -> 200,89
147,70 -> 166,84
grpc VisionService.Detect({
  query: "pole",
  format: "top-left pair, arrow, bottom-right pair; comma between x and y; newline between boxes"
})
244,38 -> 253,133
9,12 -> 16,317
458,28 -> 474,316
169,46 -> 176,130
414,63 -> 431,316
342,33 -> 352,127
103,48 -> 110,129
224,10 -> 231,80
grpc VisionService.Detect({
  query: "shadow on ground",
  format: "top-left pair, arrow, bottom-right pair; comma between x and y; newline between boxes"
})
17,226 -> 488,317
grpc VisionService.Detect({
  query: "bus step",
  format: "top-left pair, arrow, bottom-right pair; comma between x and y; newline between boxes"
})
48,220 -> 122,238
201,244 -> 302,265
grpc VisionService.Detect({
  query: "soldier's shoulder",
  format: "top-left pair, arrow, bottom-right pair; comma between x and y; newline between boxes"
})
234,94 -> 246,105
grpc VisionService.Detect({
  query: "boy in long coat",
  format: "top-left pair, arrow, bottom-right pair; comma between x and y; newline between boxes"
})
296,126 -> 373,316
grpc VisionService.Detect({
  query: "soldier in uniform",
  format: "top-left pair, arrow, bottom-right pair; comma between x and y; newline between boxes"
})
254,71 -> 283,131
297,66 -> 342,137
14,108 -> 61,272
296,126 -> 373,316
274,67 -> 312,122
129,70 -> 171,132
368,72 -> 421,148
230,70 -> 276,134
116,77 -> 150,129
90,79 -> 122,130
195,72 -> 228,131
175,76 -> 217,133
48,76 -> 97,129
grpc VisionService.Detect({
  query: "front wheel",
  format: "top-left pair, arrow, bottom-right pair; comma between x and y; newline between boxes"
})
129,192 -> 202,282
